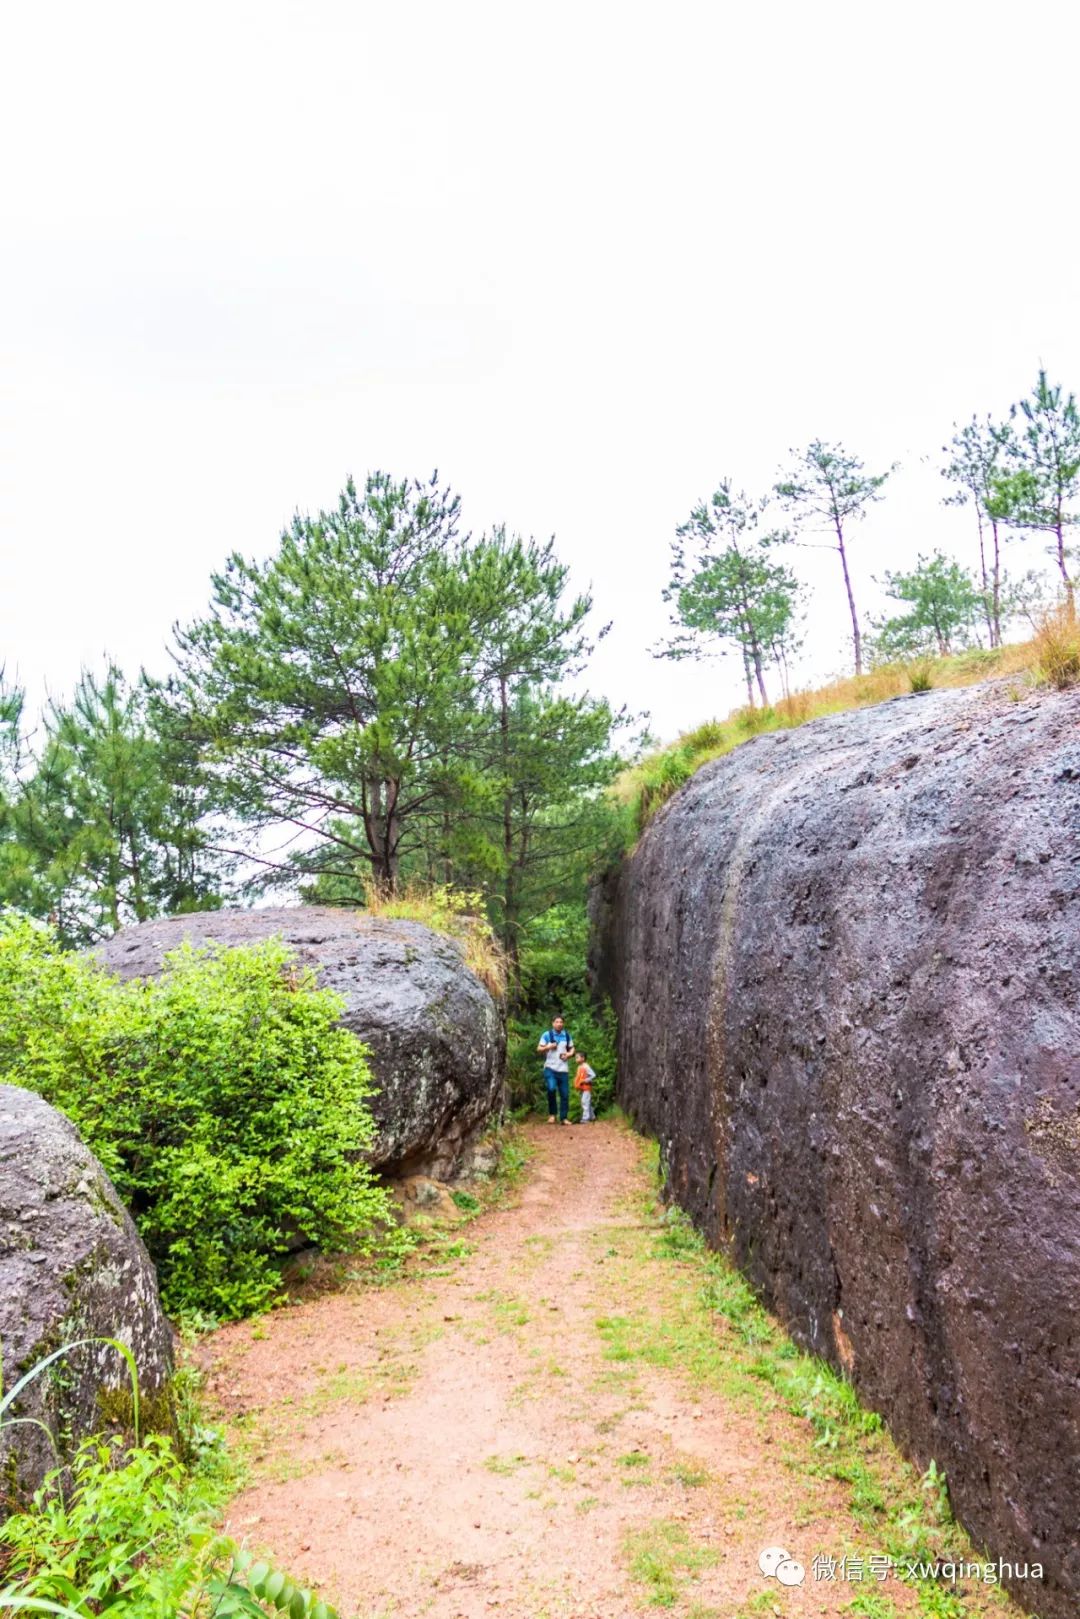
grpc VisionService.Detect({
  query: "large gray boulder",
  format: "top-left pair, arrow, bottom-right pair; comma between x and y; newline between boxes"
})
94,907 -> 506,1178
0,1084 -> 174,1503
591,679 -> 1080,1618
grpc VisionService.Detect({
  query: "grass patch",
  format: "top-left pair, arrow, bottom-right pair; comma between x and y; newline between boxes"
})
844,1590 -> 902,1619
618,1448 -> 654,1487
736,1595 -> 775,1617
1033,603 -> 1080,688
602,1193 -> 1022,1619
359,878 -> 507,997
484,1452 -> 529,1475
474,1288 -> 531,1330
623,1519 -> 719,1608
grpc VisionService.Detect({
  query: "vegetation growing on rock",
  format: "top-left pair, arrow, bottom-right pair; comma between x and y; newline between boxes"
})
0,918 -> 392,1320
92,906 -> 507,1184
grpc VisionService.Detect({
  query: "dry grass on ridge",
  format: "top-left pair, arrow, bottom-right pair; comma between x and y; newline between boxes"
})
360,876 -> 508,999
615,627 -> 1071,838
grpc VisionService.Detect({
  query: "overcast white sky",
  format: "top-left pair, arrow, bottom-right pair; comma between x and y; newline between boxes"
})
2,0 -> 1077,743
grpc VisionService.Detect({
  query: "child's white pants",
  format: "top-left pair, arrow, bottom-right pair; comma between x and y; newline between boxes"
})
580,1088 -> 595,1121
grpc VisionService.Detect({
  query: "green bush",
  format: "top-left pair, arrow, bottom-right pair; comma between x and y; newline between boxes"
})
0,915 -> 393,1320
0,1431 -> 338,1619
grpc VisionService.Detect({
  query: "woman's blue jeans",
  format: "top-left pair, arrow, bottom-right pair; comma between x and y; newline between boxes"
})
544,1068 -> 569,1121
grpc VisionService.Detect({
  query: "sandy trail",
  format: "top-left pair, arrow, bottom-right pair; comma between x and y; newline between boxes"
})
202,1123 -> 941,1619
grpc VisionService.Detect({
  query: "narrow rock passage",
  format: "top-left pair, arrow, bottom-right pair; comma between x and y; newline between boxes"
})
204,1123 -> 1018,1619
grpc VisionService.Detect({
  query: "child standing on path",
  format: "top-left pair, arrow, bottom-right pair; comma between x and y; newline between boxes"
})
573,1051 -> 597,1122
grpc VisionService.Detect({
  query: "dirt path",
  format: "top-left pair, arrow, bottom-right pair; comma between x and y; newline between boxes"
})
203,1123 -> 1011,1619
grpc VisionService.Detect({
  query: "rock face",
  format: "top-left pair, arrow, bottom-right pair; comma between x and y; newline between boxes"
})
591,680 -> 1080,1617
0,1084 -> 174,1502
94,907 -> 506,1178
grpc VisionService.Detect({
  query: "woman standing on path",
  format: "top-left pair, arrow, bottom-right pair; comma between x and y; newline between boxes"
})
537,1014 -> 574,1124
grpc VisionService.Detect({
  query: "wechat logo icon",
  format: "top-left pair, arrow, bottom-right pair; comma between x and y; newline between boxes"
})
759,1546 -> 806,1586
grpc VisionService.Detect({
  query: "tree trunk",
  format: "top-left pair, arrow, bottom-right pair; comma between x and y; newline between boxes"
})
498,674 -> 518,969
503,929 -> 521,998
773,644 -> 791,702
751,643 -> 769,707
991,521 -> 1003,646
976,509 -> 996,646
735,566 -> 766,706
385,780 -> 401,892
1056,520 -> 1075,618
129,833 -> 148,922
741,647 -> 755,708
364,777 -> 399,894
107,838 -> 121,932
503,788 -> 531,996
499,676 -> 513,888
836,523 -> 863,675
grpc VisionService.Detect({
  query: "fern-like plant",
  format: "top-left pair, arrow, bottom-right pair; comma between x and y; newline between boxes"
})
0,1340 -> 338,1619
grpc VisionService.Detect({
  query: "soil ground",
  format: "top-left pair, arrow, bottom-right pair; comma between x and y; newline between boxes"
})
203,1122 -> 1020,1619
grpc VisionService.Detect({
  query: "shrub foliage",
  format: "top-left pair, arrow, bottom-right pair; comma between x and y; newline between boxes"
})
0,916 -> 392,1320
0,1430 -> 339,1619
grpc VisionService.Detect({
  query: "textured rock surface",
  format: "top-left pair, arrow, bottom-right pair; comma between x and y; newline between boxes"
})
0,1084 -> 174,1502
95,907 -> 506,1178
591,680 -> 1080,1616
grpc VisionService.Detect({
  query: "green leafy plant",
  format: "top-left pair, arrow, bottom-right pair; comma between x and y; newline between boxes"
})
1,1334 -> 142,1498
0,1436 -> 338,1619
0,917 -> 394,1319
0,1340 -> 336,1619
920,1458 -> 952,1524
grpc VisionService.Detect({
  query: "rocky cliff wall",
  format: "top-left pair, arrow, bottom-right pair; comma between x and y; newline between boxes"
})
95,908 -> 506,1178
590,680 -> 1080,1616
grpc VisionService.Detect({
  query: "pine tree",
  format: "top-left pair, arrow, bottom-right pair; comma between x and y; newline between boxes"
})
173,480 -> 626,935
774,441 -> 896,675
5,666 -> 225,943
172,471 -> 472,894
656,482 -> 803,706
940,415 -> 1013,646
989,369 -> 1080,615
871,553 -> 983,660
0,666 -> 224,944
